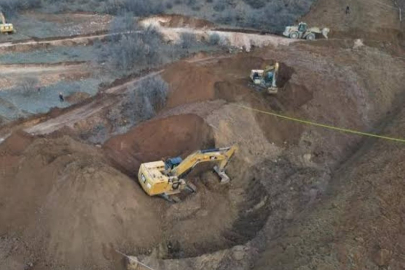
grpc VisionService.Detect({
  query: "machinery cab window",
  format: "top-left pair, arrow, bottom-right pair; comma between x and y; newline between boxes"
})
298,23 -> 307,32
165,157 -> 183,170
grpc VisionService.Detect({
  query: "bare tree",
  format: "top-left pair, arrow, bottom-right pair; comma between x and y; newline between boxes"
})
124,75 -> 169,124
17,77 -> 39,97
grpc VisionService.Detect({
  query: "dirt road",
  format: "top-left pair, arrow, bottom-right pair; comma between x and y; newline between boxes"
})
140,15 -> 298,51
0,31 -> 141,52
10,54 -> 233,137
0,63 -> 85,76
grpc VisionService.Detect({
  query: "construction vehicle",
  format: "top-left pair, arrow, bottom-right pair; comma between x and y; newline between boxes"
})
0,12 -> 14,34
250,62 -> 279,94
283,22 -> 329,40
138,145 -> 237,202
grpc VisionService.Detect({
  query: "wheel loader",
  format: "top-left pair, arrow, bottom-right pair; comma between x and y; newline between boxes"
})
0,12 -> 14,34
250,62 -> 279,94
283,22 -> 329,40
138,146 -> 237,202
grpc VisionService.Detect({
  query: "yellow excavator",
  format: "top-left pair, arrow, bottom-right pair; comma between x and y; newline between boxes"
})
0,12 -> 14,34
250,62 -> 279,94
138,145 -> 237,202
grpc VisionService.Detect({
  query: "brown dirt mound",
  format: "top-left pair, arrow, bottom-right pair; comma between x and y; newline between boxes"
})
0,129 -> 270,270
214,81 -> 304,145
103,114 -> 215,175
0,130 -> 33,155
0,133 -> 162,270
162,61 -> 220,109
66,91 -> 91,104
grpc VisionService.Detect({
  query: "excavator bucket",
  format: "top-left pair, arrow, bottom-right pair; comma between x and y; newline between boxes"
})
213,165 -> 230,184
322,28 -> 330,39
268,87 -> 278,94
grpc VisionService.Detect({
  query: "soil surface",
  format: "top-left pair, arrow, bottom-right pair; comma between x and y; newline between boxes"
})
103,114 -> 215,175
0,1 -> 404,270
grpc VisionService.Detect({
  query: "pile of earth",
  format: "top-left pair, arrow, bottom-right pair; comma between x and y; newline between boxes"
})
0,124 -> 271,270
0,131 -> 161,270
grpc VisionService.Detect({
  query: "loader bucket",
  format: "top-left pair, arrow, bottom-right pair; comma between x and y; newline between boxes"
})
322,28 -> 330,39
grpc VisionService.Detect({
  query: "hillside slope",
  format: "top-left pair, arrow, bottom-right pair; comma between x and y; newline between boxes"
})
253,0 -> 405,269
253,101 -> 405,270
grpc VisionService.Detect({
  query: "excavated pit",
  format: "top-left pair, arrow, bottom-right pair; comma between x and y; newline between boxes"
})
103,113 -> 271,259
151,162 -> 271,259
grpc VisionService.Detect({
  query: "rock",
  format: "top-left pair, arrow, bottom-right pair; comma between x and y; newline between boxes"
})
374,248 -> 391,267
303,153 -> 312,162
232,246 -> 245,261
196,209 -> 209,217
354,237 -> 364,243
353,39 -> 364,49
24,262 -> 34,270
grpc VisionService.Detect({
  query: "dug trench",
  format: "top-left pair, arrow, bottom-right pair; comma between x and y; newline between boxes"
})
103,113 -> 272,259
96,56 -> 317,261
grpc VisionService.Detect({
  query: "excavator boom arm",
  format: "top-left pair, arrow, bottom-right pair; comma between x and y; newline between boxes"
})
170,145 -> 237,178
0,12 -> 6,25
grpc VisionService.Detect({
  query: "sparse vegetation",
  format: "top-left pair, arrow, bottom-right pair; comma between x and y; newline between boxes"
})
98,17 -> 219,75
0,0 -> 41,16
98,27 -> 163,72
181,32 -> 197,49
107,75 -> 169,132
1,0 -> 314,34
125,75 -> 168,123
243,0 -> 266,9
17,77 -> 39,97
209,33 -> 221,45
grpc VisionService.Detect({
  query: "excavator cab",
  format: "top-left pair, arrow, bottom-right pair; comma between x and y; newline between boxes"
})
165,157 -> 183,170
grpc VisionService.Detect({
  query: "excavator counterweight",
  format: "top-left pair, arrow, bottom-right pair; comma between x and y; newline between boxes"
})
138,145 -> 237,201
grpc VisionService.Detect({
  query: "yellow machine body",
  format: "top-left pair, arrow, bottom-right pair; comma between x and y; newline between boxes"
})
138,146 -> 237,198
0,12 -> 14,34
250,62 -> 279,94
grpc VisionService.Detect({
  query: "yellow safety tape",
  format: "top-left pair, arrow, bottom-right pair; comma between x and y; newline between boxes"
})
235,104 -> 405,144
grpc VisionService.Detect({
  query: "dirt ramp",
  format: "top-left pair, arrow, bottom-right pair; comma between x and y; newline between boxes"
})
214,81 -> 304,145
162,61 -> 220,109
0,130 -> 33,155
103,114 -> 215,175
0,135 -> 162,270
